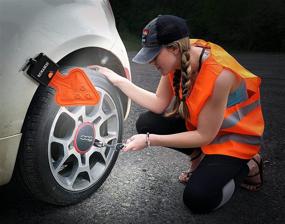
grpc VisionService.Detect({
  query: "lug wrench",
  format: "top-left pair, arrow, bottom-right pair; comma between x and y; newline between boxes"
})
94,139 -> 125,152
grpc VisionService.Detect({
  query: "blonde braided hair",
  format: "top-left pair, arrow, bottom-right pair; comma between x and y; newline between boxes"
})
165,37 -> 197,119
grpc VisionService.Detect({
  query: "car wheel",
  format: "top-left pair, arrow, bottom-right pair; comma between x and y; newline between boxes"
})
17,67 -> 123,205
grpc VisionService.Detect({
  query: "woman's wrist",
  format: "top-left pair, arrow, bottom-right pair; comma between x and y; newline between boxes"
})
147,133 -> 159,147
145,132 -> 151,148
115,76 -> 129,87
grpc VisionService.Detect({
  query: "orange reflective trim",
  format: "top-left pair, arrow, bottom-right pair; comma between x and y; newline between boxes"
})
227,106 -> 264,136
233,106 -> 264,136
202,141 -> 261,159
49,68 -> 100,106
222,99 -> 261,129
224,89 -> 260,117
222,106 -> 264,137
211,133 -> 262,145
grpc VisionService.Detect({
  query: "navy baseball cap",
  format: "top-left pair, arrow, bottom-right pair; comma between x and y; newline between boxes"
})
132,15 -> 190,64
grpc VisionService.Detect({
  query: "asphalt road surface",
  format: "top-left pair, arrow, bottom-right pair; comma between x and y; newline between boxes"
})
0,51 -> 284,224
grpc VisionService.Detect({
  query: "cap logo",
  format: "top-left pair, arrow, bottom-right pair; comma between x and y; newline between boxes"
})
142,29 -> 150,43
143,29 -> 149,36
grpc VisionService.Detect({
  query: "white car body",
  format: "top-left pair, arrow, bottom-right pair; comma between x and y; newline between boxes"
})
0,0 -> 131,186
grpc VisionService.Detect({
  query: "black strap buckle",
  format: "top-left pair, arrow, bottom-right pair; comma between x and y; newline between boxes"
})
20,53 -> 59,86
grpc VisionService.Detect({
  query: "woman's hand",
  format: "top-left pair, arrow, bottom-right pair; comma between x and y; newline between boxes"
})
122,134 -> 147,152
88,65 -> 126,86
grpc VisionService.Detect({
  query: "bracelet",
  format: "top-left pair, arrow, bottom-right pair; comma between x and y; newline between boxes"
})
145,132 -> 151,148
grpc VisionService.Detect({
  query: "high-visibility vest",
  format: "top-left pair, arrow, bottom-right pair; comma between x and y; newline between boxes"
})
168,39 -> 264,159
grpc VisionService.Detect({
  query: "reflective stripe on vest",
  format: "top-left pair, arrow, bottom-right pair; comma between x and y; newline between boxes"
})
211,133 -> 262,145
221,99 -> 261,129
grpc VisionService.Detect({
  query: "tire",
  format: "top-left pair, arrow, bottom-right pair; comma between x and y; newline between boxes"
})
16,67 -> 124,205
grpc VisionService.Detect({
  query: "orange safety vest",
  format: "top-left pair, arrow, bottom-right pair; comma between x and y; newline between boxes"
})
168,39 -> 264,159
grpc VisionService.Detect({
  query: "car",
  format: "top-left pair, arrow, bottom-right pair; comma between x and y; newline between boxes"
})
0,0 -> 131,205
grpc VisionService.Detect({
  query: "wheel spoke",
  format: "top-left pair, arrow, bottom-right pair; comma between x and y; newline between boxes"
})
50,135 -> 69,146
98,91 -> 106,108
54,153 -> 70,173
86,146 -> 107,164
101,112 -> 116,122
86,170 -> 94,183
94,112 -> 116,139
59,107 -> 77,122
103,132 -> 117,143
67,169 -> 80,187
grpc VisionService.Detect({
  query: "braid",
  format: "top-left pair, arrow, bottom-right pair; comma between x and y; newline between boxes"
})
165,37 -> 195,119
179,39 -> 191,119
181,50 -> 191,101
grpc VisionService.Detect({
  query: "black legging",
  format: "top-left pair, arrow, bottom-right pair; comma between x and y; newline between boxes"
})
136,111 -> 249,213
